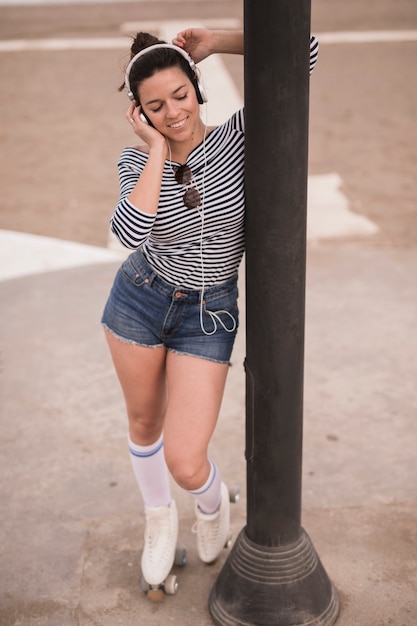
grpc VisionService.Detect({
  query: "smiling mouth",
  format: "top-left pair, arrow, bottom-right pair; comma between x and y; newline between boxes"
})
169,117 -> 188,129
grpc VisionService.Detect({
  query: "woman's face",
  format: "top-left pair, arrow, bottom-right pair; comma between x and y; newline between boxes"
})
138,66 -> 201,140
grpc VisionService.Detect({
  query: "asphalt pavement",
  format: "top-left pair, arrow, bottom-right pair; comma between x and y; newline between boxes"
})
1,1 -> 417,625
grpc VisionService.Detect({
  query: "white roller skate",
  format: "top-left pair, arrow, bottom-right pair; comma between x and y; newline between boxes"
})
193,482 -> 233,564
141,500 -> 185,601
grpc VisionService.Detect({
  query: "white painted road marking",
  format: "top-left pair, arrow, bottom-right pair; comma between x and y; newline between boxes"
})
307,174 -> 379,241
0,230 -> 125,282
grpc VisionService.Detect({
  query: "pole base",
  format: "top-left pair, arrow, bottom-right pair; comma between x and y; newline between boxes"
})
209,527 -> 339,626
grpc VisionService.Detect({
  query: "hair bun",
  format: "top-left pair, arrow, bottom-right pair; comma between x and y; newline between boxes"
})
131,32 -> 166,56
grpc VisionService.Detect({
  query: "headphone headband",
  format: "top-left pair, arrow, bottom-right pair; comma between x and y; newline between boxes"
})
124,43 -> 208,104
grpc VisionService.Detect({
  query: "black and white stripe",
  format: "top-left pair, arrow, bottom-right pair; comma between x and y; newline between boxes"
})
111,37 -> 318,289
111,109 -> 246,289
310,35 -> 319,74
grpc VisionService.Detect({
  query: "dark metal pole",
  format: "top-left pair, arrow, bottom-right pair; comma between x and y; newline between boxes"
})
208,1 -> 339,624
244,0 -> 309,549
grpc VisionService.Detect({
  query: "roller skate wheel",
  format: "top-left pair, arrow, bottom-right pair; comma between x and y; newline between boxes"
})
174,547 -> 187,567
229,486 -> 240,503
164,574 -> 178,595
147,587 -> 165,602
224,533 -> 233,549
140,576 -> 150,593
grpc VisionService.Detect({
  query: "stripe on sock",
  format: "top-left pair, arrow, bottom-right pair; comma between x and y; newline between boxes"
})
188,459 -> 222,514
128,436 -> 164,459
189,459 -> 217,496
127,433 -> 171,508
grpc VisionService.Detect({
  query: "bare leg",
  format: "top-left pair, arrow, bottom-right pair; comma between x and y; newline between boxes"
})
163,352 -> 232,564
104,331 -> 183,584
163,352 -> 229,491
104,330 -> 167,445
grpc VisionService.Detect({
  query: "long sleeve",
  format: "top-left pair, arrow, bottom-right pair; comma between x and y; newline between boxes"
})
110,149 -> 157,249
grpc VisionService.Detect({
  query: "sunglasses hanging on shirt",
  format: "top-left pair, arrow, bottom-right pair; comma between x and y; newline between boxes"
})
173,164 -> 202,209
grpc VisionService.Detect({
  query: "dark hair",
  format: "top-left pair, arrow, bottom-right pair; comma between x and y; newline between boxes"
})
120,32 -> 198,105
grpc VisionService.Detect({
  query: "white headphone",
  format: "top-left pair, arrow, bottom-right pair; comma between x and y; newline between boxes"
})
124,43 -> 208,105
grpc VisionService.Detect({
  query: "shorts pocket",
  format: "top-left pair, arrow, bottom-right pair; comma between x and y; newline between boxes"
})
120,256 -> 150,287
203,282 -> 239,331
205,279 -> 239,311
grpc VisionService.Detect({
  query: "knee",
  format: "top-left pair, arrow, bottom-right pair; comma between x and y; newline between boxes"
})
128,410 -> 164,445
164,445 -> 208,491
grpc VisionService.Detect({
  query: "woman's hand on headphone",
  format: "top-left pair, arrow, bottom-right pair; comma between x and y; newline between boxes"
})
172,28 -> 213,64
125,104 -> 167,153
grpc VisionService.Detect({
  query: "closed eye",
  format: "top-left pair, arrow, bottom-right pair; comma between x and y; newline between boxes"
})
150,93 -> 188,113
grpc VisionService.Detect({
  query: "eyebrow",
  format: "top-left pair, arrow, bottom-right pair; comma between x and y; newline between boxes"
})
144,84 -> 188,106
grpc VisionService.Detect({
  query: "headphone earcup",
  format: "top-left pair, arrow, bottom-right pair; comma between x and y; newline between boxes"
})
194,76 -> 208,104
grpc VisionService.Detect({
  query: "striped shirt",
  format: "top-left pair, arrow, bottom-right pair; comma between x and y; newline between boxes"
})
110,35 -> 318,289
111,108 -> 246,289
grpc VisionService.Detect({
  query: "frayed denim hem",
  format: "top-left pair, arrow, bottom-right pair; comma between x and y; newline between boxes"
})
167,347 -> 231,366
102,324 -> 231,365
101,323 -> 164,349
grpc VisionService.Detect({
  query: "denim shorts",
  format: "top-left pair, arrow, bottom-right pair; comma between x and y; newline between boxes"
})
101,250 -> 239,364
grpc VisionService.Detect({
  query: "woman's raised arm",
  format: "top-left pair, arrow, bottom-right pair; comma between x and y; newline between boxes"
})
172,29 -> 244,63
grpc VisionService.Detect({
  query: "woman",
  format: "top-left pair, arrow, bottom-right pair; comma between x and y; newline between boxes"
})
102,28 -> 317,590
102,28 -> 245,590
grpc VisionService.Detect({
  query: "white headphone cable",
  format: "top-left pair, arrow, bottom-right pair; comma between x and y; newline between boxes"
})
198,106 -> 237,336
165,106 -> 237,336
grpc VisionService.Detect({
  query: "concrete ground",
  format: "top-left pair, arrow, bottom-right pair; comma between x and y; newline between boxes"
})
1,1 -> 417,625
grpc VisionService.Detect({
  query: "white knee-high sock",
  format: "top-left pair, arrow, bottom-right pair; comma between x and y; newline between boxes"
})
128,434 -> 171,508
188,459 -> 222,515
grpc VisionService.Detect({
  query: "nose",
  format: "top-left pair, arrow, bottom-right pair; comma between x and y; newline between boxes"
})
166,99 -> 181,118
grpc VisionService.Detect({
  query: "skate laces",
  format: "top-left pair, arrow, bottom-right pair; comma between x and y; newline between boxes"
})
144,506 -> 173,549
192,505 -> 221,539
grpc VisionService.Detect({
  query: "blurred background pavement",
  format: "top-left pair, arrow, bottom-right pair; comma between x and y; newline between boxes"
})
1,1 -> 416,624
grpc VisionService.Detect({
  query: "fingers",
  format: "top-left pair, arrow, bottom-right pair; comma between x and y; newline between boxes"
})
172,32 -> 186,48
125,104 -> 142,128
125,102 -> 135,120
173,28 -> 198,55
173,29 -> 189,48
125,110 -> 143,135
173,28 -> 211,63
